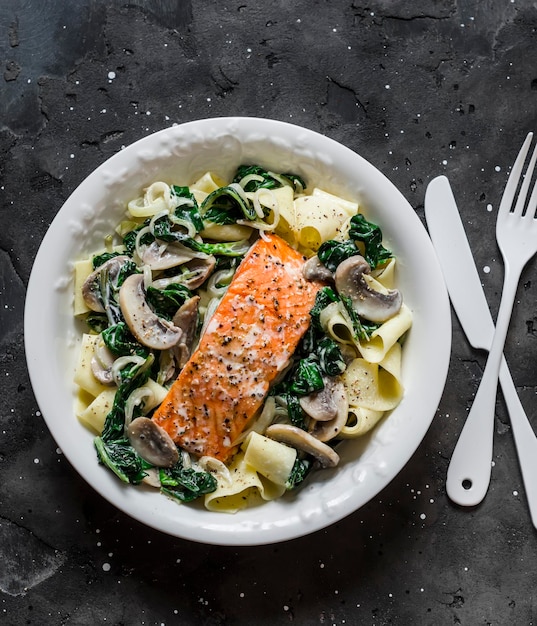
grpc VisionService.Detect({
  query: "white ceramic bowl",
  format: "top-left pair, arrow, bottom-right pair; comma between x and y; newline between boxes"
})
25,117 -> 451,545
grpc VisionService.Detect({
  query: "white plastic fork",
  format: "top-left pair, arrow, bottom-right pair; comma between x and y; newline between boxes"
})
447,132 -> 537,506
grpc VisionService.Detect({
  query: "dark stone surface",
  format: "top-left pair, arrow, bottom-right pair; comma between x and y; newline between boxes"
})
2,1 -> 537,624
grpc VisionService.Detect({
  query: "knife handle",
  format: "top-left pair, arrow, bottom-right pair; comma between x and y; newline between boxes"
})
499,359 -> 537,529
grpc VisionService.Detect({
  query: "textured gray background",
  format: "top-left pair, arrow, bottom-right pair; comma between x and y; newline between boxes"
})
2,1 -> 537,624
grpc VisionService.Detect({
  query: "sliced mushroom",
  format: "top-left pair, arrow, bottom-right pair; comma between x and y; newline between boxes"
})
265,424 -> 340,468
142,467 -> 162,488
82,255 -> 131,312
299,376 -> 344,421
91,336 -> 116,384
305,377 -> 349,443
158,349 -> 176,384
303,255 -> 334,283
334,255 -> 402,323
127,417 -> 179,467
182,257 -> 217,289
119,273 -> 182,350
151,256 -> 216,291
138,241 -> 202,270
172,295 -> 200,369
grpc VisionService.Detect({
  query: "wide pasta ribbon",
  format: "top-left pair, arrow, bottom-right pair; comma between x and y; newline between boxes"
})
342,342 -> 404,412
204,432 -> 297,513
337,342 -> 405,438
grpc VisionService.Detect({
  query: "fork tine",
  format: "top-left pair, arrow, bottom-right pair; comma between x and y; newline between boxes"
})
513,140 -> 537,217
526,164 -> 537,219
498,132 -> 533,217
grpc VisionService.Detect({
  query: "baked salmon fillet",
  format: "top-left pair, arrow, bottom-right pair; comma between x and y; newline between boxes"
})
152,233 -> 321,462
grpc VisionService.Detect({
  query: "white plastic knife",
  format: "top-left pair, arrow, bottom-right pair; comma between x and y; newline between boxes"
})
425,175 -> 537,524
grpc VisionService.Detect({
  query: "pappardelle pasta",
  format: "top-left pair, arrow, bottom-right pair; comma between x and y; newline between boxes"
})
73,165 -> 412,512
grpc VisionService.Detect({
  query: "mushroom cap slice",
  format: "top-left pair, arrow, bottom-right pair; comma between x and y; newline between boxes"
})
150,256 -> 216,291
127,417 -> 179,467
138,241 -> 204,270
265,424 -> 340,468
180,257 -> 217,290
81,255 -> 131,312
305,377 -> 349,443
119,274 -> 182,350
334,255 -> 402,323
172,295 -> 200,369
299,376 -> 345,422
91,337 -> 116,384
141,467 -> 162,488
303,255 -> 334,283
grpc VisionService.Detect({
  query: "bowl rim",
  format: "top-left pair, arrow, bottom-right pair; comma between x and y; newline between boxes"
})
24,116 -> 451,545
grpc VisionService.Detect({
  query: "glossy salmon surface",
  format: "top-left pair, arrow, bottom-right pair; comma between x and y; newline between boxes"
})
152,234 -> 321,462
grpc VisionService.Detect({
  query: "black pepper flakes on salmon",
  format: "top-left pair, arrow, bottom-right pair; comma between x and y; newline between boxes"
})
151,234 -> 322,462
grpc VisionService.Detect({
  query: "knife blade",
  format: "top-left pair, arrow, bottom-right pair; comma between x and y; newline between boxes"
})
425,175 -> 537,524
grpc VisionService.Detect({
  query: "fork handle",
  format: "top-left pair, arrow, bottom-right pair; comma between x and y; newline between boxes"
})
499,359 -> 537,529
446,263 -> 520,506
